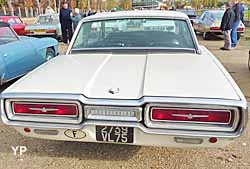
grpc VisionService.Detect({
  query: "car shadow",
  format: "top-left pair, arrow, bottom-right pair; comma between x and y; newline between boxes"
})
0,126 -> 141,161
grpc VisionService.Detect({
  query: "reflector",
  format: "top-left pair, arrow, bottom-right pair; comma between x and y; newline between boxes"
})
210,27 -> 220,31
13,102 -> 78,116
151,108 -> 231,124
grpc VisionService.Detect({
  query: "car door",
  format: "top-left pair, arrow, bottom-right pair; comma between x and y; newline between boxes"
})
1,38 -> 37,79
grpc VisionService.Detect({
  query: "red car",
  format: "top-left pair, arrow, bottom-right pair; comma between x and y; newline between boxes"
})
0,16 -> 26,35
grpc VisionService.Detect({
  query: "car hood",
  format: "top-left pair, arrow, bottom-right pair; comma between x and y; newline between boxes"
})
4,50 -> 240,100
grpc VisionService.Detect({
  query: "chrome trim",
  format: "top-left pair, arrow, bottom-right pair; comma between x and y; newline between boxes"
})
150,107 -> 232,125
145,103 -> 239,132
84,105 -> 142,122
12,101 -> 79,118
0,92 -> 247,139
5,98 -> 83,124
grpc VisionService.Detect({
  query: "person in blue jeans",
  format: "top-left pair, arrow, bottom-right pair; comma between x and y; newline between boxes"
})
240,3 -> 246,23
231,0 -> 241,48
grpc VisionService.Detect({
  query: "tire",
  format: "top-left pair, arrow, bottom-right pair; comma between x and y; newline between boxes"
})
203,32 -> 210,40
248,51 -> 250,71
46,48 -> 55,61
237,33 -> 241,40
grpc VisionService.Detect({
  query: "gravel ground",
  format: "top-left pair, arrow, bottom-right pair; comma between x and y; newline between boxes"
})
0,32 -> 250,169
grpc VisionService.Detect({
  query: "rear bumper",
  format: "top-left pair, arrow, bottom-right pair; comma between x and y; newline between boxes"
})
11,120 -> 239,147
25,33 -> 57,37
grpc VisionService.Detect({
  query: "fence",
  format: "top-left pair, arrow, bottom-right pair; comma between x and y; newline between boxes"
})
0,7 -> 62,18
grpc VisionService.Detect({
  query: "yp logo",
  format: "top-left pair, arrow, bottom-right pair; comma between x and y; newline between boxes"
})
11,146 -> 27,156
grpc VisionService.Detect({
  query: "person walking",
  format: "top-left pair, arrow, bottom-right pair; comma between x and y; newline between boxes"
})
59,1 -> 73,44
231,0 -> 242,49
220,2 -> 235,50
71,8 -> 82,31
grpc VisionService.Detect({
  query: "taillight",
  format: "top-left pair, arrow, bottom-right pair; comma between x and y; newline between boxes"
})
151,108 -> 231,124
46,29 -> 56,33
210,27 -> 220,31
237,27 -> 244,32
13,102 -> 78,116
24,30 -> 33,34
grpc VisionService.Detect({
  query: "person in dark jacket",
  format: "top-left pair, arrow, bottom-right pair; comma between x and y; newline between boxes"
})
59,1 -> 73,44
231,0 -> 242,48
220,2 -> 235,50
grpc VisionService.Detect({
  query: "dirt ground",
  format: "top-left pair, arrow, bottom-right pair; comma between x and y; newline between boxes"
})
0,31 -> 250,169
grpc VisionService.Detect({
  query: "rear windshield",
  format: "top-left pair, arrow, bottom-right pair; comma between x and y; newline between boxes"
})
72,18 -> 195,50
37,15 -> 59,24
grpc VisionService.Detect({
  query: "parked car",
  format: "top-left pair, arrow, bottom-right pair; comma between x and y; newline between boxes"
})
1,11 -> 247,148
0,22 -> 58,85
25,13 -> 62,40
193,10 -> 245,40
0,15 -> 26,35
176,9 -> 197,26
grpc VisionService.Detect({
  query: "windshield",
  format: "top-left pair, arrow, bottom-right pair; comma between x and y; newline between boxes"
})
37,15 -> 59,24
211,12 -> 224,20
72,18 -> 195,50
8,17 -> 23,24
0,27 -> 18,45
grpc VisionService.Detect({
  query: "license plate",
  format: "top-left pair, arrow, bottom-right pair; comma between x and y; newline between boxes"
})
96,126 -> 134,143
35,30 -> 45,34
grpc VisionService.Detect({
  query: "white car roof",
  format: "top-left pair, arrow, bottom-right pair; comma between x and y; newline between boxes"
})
85,10 -> 189,21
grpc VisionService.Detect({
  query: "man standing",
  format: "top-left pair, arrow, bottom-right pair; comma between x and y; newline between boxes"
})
231,0 -> 242,49
59,1 -> 73,44
220,2 -> 235,50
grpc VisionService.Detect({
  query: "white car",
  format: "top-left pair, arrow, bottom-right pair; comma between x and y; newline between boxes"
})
0,11 -> 248,147
193,10 -> 245,40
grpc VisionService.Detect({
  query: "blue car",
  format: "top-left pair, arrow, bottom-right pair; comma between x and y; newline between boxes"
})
0,22 -> 58,85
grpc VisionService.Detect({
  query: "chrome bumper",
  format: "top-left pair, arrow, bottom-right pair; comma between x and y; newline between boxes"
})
11,120 -> 239,147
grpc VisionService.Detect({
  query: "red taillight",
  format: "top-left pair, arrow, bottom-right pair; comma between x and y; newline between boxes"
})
210,27 -> 220,31
46,29 -> 56,33
237,27 -> 244,32
13,102 -> 78,116
24,30 -> 33,34
151,108 -> 231,124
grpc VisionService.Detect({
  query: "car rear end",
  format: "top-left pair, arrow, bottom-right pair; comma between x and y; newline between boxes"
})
0,16 -> 25,35
0,91 -> 247,147
25,24 -> 57,38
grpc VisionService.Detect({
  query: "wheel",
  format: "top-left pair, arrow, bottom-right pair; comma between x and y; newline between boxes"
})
46,48 -> 55,61
237,33 -> 241,40
248,51 -> 250,71
203,32 -> 210,40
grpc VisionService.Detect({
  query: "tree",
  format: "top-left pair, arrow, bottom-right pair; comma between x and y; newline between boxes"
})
191,0 -> 199,9
0,0 -> 6,7
106,0 -> 116,10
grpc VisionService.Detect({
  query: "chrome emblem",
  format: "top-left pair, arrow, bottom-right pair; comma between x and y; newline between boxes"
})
172,113 -> 208,119
109,88 -> 120,94
29,107 -> 58,112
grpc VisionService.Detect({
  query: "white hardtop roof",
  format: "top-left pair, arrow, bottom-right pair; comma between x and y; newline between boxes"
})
85,10 -> 189,21
38,13 -> 59,16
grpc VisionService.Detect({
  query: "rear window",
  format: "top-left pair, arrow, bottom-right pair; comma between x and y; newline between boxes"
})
72,18 -> 195,50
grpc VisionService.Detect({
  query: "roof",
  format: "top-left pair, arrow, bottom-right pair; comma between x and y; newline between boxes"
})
204,10 -> 224,13
38,13 -> 59,17
84,10 -> 189,21
0,22 -> 10,27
